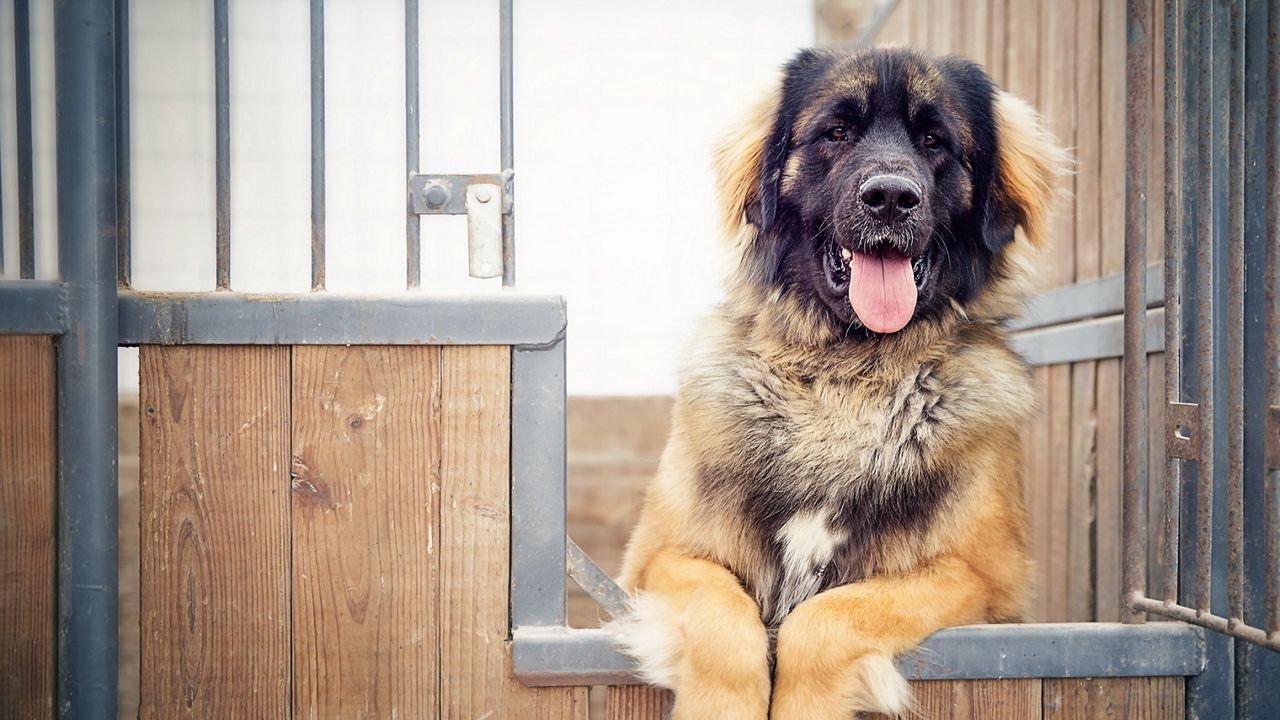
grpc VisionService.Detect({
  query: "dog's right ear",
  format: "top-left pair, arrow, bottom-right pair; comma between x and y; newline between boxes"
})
714,49 -> 831,239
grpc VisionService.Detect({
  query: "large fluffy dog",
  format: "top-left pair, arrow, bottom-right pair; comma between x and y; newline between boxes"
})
613,46 -> 1066,719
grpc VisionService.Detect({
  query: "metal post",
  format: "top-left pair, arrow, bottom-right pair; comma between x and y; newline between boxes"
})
1224,0 -> 1245,631
53,0 -> 119,715
1161,0 -> 1182,607
1122,0 -> 1151,624
15,0 -> 34,278
214,0 -> 230,289
405,0 -> 420,289
499,0 -> 514,287
116,0 -> 130,287
1193,0 -> 1216,618
310,0 -> 325,291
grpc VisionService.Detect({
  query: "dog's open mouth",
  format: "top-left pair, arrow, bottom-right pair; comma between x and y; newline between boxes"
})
823,240 -> 930,334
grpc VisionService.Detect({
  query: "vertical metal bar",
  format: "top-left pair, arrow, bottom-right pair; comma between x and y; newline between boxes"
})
511,338 -> 569,628
115,0 -> 130,288
405,0 -> 420,289
1122,0 -> 1151,623
15,0 -> 34,278
499,0 -> 515,287
214,0 -> 230,290
1266,0 -> 1280,640
1161,0 -> 1182,607
1237,0 -> 1280,711
1224,0 -> 1244,630
53,0 -> 118,715
1193,0 -> 1215,616
310,0 -> 325,291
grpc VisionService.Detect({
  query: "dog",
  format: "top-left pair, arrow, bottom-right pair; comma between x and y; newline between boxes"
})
611,45 -> 1067,719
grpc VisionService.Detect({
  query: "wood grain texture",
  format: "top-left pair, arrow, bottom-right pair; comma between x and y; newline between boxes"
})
1094,358 -> 1123,621
290,346 -> 440,718
1098,0 -> 1127,276
139,346 -> 291,718
607,685 -> 673,720
1038,0 -> 1077,288
1044,676 -> 1184,719
1073,0 -> 1102,283
1024,366 -> 1052,621
1045,364 -> 1073,622
1146,353 -> 1168,597
908,679 -> 1043,719
1067,361 -> 1097,621
1004,0 -> 1041,112
0,336 -> 55,717
439,346 -> 588,719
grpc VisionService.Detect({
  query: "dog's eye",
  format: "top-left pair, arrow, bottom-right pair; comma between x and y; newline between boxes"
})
826,126 -> 849,142
921,133 -> 943,150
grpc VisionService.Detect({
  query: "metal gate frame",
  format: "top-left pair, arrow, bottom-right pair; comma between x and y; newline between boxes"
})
1,1 -> 1275,718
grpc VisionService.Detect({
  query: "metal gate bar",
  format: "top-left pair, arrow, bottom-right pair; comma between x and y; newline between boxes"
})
1123,0 -> 1280,653
309,0 -> 325,290
53,1 -> 120,716
14,0 -> 34,278
214,0 -> 230,289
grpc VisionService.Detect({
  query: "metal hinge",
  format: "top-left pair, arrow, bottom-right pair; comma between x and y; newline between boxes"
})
409,172 -> 512,279
409,172 -> 512,215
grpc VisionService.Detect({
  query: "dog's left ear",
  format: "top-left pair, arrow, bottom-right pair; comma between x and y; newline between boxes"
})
979,92 -> 1069,253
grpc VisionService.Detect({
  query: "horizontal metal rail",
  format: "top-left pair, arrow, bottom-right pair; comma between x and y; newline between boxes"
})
512,622 -> 1208,687
1131,595 -> 1278,650
0,281 -> 67,334
117,291 -> 566,346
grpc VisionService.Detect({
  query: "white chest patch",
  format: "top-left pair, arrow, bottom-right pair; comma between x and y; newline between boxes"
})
771,509 -> 846,623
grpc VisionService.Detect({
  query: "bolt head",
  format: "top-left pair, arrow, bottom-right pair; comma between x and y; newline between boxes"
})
475,187 -> 493,203
424,183 -> 450,206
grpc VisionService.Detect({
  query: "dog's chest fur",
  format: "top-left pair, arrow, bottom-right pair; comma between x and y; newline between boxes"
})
692,350 -> 995,626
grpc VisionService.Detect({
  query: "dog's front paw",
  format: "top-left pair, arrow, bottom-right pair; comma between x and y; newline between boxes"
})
608,590 -> 772,720
771,602 -> 911,720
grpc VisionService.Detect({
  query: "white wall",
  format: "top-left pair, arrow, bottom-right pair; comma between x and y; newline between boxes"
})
1,0 -> 812,395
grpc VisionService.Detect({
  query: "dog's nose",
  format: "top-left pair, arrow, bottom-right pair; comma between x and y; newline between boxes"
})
859,175 -> 921,223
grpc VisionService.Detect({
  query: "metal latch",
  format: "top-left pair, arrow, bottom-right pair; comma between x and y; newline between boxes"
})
465,183 -> 503,279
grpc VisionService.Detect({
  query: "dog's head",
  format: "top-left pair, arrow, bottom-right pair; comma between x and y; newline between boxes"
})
716,46 -> 1064,337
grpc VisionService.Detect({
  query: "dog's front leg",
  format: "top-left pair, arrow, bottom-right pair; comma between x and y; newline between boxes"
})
612,549 -> 771,720
770,554 -> 989,720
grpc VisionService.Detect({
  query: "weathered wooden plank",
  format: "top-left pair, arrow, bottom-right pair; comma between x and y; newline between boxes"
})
910,679 -> 1043,719
1146,352 -> 1168,597
606,685 -> 673,720
987,0 -> 1007,85
440,346 -> 588,719
1045,363 -> 1073,622
139,346 -> 291,718
0,336 -> 55,717
1094,357 -> 1123,621
962,0 -> 991,67
1044,676 -> 1184,719
1099,0 -> 1127,276
1039,0 -> 1077,288
1024,366 -> 1052,621
1004,0 -> 1041,111
1067,361 -> 1097,622
1074,0 -> 1102,283
290,346 -> 440,718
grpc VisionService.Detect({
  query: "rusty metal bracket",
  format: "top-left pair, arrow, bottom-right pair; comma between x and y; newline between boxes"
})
409,171 -> 512,215
1168,401 -> 1200,461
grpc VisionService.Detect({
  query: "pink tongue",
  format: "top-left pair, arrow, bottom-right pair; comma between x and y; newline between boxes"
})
848,249 -> 918,334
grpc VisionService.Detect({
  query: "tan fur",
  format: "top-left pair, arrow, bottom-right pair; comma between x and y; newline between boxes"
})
615,51 -> 1065,720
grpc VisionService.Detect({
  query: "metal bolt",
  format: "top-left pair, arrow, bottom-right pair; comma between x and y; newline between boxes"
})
425,183 -> 450,207
476,187 -> 492,203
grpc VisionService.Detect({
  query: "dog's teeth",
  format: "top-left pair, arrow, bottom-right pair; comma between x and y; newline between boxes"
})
840,248 -> 852,260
